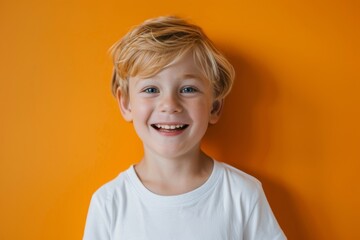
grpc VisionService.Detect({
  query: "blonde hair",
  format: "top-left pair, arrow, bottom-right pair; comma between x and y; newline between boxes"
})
110,16 -> 235,99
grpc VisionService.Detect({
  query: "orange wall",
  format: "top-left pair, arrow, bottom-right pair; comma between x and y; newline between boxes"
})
1,0 -> 359,239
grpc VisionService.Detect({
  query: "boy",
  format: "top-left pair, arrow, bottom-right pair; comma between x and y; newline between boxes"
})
83,16 -> 286,240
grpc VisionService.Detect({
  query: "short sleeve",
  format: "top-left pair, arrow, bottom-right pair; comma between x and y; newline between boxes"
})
83,192 -> 111,240
243,184 -> 287,240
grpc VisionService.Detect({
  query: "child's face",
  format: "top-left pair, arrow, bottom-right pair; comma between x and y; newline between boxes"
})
117,52 -> 223,159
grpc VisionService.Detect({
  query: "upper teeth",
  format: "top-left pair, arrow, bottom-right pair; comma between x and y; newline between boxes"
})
156,124 -> 184,130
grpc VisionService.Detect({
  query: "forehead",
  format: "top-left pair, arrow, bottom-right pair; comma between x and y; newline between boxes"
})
157,54 -> 203,79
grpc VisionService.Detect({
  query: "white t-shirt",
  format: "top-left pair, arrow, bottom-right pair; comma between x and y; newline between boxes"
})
83,160 -> 286,240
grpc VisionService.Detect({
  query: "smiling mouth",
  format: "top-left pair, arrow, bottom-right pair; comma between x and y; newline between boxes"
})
151,124 -> 189,131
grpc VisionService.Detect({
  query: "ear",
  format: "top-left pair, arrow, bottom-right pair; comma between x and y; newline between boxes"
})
209,99 -> 224,124
116,87 -> 133,122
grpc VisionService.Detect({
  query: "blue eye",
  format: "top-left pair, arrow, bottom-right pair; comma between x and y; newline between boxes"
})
181,87 -> 198,93
143,87 -> 159,93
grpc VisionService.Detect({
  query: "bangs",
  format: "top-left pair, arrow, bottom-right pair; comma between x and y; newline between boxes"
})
121,45 -> 194,79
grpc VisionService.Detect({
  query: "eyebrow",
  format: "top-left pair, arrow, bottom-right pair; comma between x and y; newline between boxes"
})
139,73 -> 203,81
181,73 -> 202,80
133,73 -> 206,89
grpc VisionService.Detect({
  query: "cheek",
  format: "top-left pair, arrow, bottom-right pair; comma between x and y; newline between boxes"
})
190,100 -> 212,120
131,98 -> 152,114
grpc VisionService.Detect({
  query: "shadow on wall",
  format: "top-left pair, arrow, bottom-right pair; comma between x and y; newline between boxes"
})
203,47 -> 310,239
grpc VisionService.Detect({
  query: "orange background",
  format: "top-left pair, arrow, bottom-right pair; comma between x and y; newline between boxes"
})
1,0 -> 359,239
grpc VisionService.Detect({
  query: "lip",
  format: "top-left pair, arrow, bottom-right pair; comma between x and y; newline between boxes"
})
150,122 -> 189,136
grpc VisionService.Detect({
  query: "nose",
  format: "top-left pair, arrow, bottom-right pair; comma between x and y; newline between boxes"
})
158,93 -> 183,113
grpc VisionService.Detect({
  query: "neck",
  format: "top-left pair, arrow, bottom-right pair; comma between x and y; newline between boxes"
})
134,147 -> 213,195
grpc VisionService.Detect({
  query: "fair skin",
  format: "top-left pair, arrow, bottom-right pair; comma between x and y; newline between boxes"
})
116,52 -> 223,195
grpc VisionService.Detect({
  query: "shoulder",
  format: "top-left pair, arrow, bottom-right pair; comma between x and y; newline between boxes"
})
90,168 -> 131,208
215,161 -> 263,199
217,161 -> 262,188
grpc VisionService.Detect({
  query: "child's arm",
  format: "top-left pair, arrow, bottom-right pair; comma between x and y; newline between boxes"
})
83,192 -> 111,240
243,185 -> 287,240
